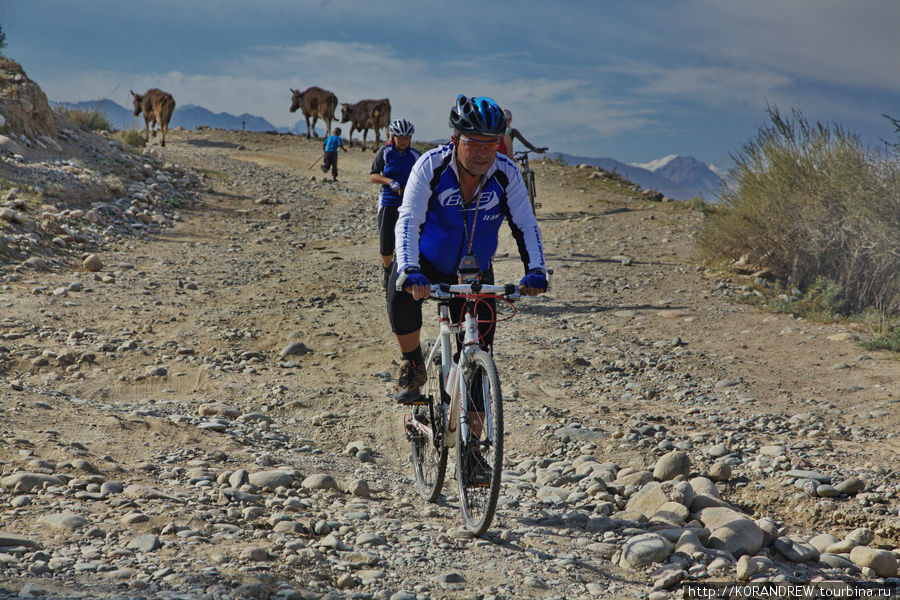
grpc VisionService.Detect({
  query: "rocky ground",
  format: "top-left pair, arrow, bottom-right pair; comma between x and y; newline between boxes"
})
1,119 -> 900,600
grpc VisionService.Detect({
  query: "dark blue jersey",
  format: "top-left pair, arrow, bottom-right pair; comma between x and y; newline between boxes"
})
371,143 -> 421,207
395,143 -> 545,277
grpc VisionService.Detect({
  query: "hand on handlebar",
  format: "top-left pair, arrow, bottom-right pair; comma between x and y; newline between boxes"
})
397,268 -> 431,300
519,269 -> 547,296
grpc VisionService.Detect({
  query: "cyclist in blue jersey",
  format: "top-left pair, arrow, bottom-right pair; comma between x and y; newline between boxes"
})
370,119 -> 421,291
321,127 -> 347,181
387,95 -> 548,404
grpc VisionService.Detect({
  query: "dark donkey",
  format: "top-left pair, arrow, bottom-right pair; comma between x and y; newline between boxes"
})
131,88 -> 176,147
289,86 -> 338,138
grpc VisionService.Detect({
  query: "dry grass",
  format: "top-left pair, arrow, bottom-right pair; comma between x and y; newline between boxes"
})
699,106 -> 900,316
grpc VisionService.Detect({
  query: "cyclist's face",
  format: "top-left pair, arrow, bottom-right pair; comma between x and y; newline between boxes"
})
393,134 -> 411,150
454,134 -> 499,177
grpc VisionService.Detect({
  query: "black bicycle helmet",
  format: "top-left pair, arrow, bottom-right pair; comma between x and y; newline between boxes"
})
389,118 -> 414,136
449,94 -> 506,136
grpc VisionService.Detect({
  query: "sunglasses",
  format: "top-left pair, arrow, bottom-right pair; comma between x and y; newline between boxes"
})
457,136 -> 501,151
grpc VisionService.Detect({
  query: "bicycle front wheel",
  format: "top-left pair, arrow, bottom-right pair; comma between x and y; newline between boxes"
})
456,349 -> 503,536
411,339 -> 448,502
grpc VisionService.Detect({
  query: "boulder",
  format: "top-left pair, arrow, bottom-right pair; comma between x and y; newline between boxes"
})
700,507 -> 764,557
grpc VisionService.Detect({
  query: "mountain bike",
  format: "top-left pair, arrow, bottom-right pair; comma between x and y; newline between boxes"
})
514,150 -> 538,212
403,281 -> 522,536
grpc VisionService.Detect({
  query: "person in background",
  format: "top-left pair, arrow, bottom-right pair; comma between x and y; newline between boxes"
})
321,127 -> 347,181
499,109 -> 548,159
369,119 -> 421,291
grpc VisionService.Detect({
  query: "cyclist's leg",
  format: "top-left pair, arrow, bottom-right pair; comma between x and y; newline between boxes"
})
387,268 -> 425,402
388,260 -> 458,403
378,205 -> 399,269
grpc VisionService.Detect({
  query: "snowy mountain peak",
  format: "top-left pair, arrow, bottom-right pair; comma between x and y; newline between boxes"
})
632,154 -> 680,171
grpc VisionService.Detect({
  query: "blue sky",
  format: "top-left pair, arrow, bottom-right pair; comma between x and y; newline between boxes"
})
3,0 -> 899,169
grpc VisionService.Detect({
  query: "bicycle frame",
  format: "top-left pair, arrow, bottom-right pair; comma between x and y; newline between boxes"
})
404,283 -> 518,449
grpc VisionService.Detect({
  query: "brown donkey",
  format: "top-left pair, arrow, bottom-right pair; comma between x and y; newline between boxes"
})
131,88 -> 176,147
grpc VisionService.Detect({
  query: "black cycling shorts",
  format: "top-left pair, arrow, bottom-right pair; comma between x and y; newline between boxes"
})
377,205 -> 400,257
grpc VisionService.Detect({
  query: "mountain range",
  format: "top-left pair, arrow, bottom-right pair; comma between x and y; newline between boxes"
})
54,99 -> 724,200
552,152 -> 725,200
53,99 -> 293,134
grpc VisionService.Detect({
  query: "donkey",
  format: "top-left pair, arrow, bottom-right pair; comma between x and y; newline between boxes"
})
131,88 -> 176,147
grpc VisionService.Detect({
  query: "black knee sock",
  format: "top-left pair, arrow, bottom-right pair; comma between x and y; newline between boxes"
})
402,346 -> 423,367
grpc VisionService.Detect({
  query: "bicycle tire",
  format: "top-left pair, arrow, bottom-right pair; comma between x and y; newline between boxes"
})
411,339 -> 448,502
455,349 -> 503,536
524,169 -> 537,213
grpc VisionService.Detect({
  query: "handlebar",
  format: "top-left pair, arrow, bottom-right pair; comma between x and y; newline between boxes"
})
429,282 -> 522,300
513,150 -> 533,161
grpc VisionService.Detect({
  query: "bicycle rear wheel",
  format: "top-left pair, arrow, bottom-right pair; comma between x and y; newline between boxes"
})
411,340 -> 448,502
524,169 -> 537,212
456,349 -> 503,536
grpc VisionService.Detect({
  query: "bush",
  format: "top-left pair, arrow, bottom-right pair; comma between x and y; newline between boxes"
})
770,276 -> 847,320
113,129 -> 147,149
55,106 -> 113,132
861,329 -> 900,353
699,105 -> 900,314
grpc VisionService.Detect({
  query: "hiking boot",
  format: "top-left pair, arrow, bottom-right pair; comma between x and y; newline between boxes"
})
467,447 -> 492,487
320,164 -> 328,173
394,360 -> 427,405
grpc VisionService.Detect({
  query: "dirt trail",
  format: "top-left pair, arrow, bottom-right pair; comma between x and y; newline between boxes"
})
2,126 -> 900,598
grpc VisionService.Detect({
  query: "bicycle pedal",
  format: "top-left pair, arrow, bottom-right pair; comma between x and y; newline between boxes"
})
404,423 -> 424,440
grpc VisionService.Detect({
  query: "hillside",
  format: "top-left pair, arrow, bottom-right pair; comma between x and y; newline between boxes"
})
2,67 -> 900,599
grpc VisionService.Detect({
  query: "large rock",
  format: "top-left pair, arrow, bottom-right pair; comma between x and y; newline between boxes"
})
249,470 -> 296,490
688,476 -> 721,498
0,472 -> 63,493
0,532 -> 41,549
700,507 -> 764,557
619,533 -> 674,569
302,473 -> 340,491
653,451 -> 691,481
736,555 -> 774,580
774,536 -> 819,563
849,546 -> 899,577
0,57 -> 58,142
652,501 -> 690,525
38,512 -> 88,531
82,254 -> 103,272
627,481 -> 688,518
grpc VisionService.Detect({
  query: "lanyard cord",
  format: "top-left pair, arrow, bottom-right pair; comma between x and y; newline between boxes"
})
462,177 -> 484,255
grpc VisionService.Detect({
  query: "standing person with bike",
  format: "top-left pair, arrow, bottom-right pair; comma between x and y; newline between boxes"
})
388,94 -> 547,405
369,119 -> 421,291
499,108 -> 548,160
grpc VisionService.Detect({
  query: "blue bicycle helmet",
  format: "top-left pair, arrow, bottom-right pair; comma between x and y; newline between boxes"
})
449,95 -> 506,136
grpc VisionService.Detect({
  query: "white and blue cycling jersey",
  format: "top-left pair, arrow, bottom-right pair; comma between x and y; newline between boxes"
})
371,143 -> 422,207
395,143 -> 546,277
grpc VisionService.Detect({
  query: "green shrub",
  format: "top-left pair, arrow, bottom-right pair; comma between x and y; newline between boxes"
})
113,129 -> 147,149
861,329 -> 900,353
699,105 -> 900,314
687,196 -> 718,215
770,276 -> 847,319
55,106 -> 113,132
